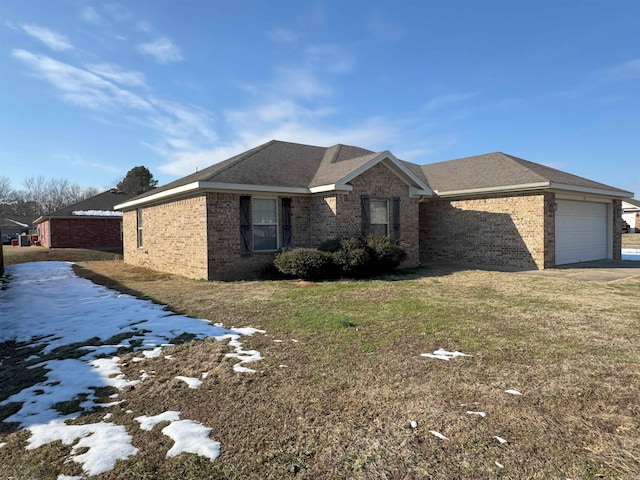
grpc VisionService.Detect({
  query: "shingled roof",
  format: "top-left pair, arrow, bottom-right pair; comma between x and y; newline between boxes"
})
421,152 -> 631,196
116,141 -> 631,210
116,140 -> 432,209
34,189 -> 134,223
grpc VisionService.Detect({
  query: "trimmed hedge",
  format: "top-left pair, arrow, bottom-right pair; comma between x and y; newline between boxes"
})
273,248 -> 335,280
274,235 -> 407,279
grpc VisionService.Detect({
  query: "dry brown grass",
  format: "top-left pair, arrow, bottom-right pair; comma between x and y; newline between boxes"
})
2,245 -> 122,265
1,255 -> 639,479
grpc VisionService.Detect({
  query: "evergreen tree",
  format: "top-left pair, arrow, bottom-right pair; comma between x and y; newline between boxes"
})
117,166 -> 158,195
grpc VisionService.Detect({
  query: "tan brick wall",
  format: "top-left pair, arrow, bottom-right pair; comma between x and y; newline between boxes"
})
420,193 -> 549,269
309,162 -> 421,267
205,193 -> 313,280
123,195 -> 209,279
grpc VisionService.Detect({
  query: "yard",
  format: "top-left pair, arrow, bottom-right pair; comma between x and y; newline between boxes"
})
0,244 -> 639,479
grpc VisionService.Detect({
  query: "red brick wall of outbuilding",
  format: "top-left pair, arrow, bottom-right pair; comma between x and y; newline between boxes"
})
44,218 -> 123,249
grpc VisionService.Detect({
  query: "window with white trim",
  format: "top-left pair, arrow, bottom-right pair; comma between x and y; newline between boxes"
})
252,198 -> 278,251
136,209 -> 143,248
370,200 -> 389,237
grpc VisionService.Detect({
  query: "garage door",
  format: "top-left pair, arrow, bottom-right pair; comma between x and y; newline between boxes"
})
555,200 -> 607,265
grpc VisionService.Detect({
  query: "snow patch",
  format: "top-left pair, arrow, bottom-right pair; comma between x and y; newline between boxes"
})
175,375 -> 203,389
420,348 -> 471,361
72,210 -> 122,217
162,420 -> 221,461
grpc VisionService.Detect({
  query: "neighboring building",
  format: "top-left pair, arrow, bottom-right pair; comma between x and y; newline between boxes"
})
115,140 -> 633,280
622,199 -> 640,233
34,189 -> 134,249
0,216 -> 34,239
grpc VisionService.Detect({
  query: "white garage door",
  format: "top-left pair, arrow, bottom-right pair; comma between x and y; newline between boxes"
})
555,200 -> 607,265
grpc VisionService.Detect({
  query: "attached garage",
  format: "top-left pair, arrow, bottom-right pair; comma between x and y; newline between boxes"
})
555,200 -> 608,265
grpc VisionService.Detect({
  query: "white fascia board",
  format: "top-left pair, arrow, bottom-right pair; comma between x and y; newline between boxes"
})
309,183 -> 353,193
434,182 -> 550,198
115,181 -> 311,210
340,151 -> 434,194
549,183 -> 633,199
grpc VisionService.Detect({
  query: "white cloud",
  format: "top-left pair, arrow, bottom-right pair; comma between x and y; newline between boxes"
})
274,67 -> 330,98
424,92 -> 477,111
138,38 -> 183,64
81,6 -> 101,24
85,63 -> 147,87
12,49 -> 151,111
19,24 -> 73,51
601,58 -> 640,82
304,45 -> 354,74
266,28 -> 298,44
103,3 -> 133,22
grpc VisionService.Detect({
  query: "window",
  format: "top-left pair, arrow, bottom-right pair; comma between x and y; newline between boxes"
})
136,209 -> 143,248
252,198 -> 278,251
370,200 -> 389,237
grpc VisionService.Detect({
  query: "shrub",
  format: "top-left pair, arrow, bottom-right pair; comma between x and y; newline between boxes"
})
331,237 -> 371,277
273,248 -> 335,280
365,235 -> 407,273
317,237 -> 342,253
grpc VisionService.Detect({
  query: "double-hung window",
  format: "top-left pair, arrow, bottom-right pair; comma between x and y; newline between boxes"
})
252,198 -> 278,251
370,200 -> 389,237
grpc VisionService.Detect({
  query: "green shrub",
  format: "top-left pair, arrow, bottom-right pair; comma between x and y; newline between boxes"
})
365,235 -> 407,272
331,237 -> 371,277
317,237 -> 342,253
273,236 -> 407,280
273,248 -> 335,279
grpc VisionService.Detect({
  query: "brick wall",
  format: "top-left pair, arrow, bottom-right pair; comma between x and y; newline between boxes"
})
309,162 -> 421,267
41,218 -> 123,249
420,193 -> 549,269
123,196 -> 209,279
205,193 -> 312,280
612,199 -> 622,260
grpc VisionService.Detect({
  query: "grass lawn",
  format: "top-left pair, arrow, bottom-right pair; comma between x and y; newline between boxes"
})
1,247 -> 639,479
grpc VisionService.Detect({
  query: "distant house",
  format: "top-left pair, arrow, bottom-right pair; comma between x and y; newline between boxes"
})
34,189 -> 134,249
0,216 -> 34,239
115,140 -> 632,281
622,199 -> 640,233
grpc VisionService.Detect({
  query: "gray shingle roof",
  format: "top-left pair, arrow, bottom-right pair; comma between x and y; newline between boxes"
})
40,189 -> 135,218
420,152 -> 630,195
121,142 -> 631,208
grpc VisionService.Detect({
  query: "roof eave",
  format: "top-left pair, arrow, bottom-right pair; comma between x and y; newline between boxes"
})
115,181 -> 314,210
549,182 -> 633,199
434,182 -> 550,198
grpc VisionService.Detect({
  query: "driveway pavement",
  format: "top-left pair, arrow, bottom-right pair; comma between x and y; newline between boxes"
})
522,259 -> 640,282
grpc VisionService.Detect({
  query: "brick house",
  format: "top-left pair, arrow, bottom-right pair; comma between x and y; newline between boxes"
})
115,141 -> 632,280
34,189 -> 134,249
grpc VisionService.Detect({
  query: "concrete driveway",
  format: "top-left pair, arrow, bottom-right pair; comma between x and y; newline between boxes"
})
523,259 -> 640,282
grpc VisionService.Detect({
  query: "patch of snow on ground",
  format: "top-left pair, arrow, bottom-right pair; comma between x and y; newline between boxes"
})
0,442 -> 6,448
135,411 -> 181,431
466,411 -> 486,417
162,419 -> 221,461
504,389 -> 522,395
176,375 -> 203,389
429,430 -> 448,440
0,261 -> 265,476
27,420 -> 138,476
420,348 -> 472,361
494,435 -> 508,444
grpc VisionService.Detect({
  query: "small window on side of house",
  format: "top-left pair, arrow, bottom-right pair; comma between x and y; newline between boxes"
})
252,198 -> 278,251
136,209 -> 143,248
370,200 -> 389,237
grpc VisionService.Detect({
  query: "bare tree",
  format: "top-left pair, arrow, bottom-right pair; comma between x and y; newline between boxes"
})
1,176 -> 101,216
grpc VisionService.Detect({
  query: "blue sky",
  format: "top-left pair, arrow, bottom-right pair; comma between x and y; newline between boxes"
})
1,1 -> 638,196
